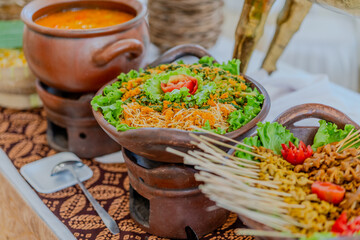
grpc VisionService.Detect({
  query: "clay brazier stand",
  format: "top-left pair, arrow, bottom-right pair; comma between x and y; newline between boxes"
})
124,149 -> 229,239
36,81 -> 122,158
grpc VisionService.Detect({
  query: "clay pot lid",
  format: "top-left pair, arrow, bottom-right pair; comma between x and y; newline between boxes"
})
21,0 -> 147,38
93,73 -> 270,163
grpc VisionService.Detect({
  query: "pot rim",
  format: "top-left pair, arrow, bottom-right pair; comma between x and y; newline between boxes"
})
21,0 -> 147,38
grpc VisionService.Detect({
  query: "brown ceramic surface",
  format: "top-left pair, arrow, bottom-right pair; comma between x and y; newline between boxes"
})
238,103 -> 360,240
93,44 -> 270,163
123,148 -> 199,190
21,0 -> 149,93
36,80 -> 122,158
123,149 -> 229,239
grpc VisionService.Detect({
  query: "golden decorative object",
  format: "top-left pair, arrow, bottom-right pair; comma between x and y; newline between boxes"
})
233,0 -> 275,73
262,0 -> 313,73
234,0 -> 360,74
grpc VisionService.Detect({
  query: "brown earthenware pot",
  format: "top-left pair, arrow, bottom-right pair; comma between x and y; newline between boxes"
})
21,0 -> 149,93
237,103 -> 360,240
92,44 -> 271,163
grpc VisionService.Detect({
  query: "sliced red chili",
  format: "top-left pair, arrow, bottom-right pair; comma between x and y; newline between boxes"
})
160,74 -> 198,94
332,212 -> 349,233
281,140 -> 313,165
332,212 -> 360,235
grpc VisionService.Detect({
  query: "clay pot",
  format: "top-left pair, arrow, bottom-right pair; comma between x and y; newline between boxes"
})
237,103 -> 360,240
21,0 -> 149,93
93,44 -> 271,163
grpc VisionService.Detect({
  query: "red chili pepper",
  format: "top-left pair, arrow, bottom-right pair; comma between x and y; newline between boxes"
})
281,140 -> 313,165
311,181 -> 345,205
332,212 -> 349,233
347,216 -> 360,234
332,212 -> 360,235
160,74 -> 198,94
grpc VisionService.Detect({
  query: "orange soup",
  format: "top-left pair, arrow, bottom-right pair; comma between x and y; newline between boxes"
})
35,8 -> 135,30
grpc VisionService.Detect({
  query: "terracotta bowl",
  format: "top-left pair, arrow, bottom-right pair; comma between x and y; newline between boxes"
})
92,44 -> 270,163
237,103 -> 360,240
21,0 -> 149,93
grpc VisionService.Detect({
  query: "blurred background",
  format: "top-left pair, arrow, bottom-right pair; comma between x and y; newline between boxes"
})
144,0 -> 359,91
221,0 -> 359,91
1,0 -> 359,92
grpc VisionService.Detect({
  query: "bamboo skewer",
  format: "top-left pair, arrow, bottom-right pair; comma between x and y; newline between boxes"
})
194,161 -> 278,189
165,133 -> 309,235
341,137 -> 360,152
193,148 -> 260,171
196,171 -> 297,202
178,144 -> 280,189
201,189 -> 290,216
189,133 -> 264,158
199,181 -> 301,210
199,135 -> 264,158
191,126 -> 254,149
336,129 -> 360,152
194,162 -> 276,189
193,140 -> 260,167
189,151 -> 260,178
190,146 -> 259,169
195,139 -> 260,165
206,195 -> 303,231
336,128 -> 355,148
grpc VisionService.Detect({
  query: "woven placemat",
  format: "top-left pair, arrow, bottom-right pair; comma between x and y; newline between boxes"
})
0,107 -> 253,240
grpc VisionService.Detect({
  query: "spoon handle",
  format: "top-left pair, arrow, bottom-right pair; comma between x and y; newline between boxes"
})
70,168 -> 120,235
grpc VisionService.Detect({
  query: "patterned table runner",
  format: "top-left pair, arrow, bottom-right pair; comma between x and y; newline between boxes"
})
0,107 -> 252,240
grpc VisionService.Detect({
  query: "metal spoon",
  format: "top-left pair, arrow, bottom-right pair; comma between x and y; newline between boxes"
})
51,160 -> 120,235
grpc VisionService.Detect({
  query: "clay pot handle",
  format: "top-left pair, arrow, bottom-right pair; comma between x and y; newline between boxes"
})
93,39 -> 144,66
274,103 -> 360,129
147,44 -> 216,67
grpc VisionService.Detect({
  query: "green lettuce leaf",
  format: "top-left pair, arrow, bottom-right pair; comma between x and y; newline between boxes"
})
117,69 -> 142,83
193,82 -> 217,106
257,122 -> 299,155
218,59 -> 241,75
200,120 -> 226,134
198,56 -> 214,65
300,232 -> 335,240
116,123 -> 137,131
312,120 -> 358,150
197,56 -> 241,75
164,87 -> 191,102
235,122 -> 300,159
235,136 -> 261,160
227,92 -> 264,132
91,70 -> 141,131
143,77 -> 163,102
91,83 -> 123,113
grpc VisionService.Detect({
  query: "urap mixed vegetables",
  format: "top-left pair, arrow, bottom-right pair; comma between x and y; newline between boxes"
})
91,57 -> 264,133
